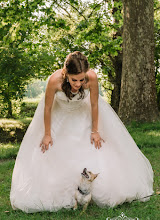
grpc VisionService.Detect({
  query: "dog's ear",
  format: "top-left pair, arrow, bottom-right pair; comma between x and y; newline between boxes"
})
94,173 -> 99,180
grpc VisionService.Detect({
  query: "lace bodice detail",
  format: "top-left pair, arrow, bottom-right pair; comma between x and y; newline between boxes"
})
55,89 -> 90,111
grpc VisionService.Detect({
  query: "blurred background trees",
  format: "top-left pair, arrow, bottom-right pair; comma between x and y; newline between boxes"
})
0,0 -> 160,122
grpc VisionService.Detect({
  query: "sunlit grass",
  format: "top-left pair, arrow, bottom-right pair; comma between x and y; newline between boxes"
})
0,143 -> 19,160
0,119 -> 23,128
127,121 -> 160,148
0,118 -> 32,132
22,95 -> 43,104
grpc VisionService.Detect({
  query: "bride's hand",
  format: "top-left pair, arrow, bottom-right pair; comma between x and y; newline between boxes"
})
91,132 -> 105,149
40,135 -> 53,153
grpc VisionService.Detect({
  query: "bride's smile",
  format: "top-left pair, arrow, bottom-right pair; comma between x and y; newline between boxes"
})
67,72 -> 86,92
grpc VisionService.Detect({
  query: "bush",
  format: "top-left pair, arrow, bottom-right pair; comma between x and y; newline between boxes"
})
20,101 -> 38,118
0,118 -> 32,143
0,97 -> 41,143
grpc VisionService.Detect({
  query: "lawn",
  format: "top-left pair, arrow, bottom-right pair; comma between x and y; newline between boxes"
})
0,120 -> 160,220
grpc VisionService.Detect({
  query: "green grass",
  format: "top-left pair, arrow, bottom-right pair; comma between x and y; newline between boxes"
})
0,147 -> 159,220
127,121 -> 160,148
0,143 -> 19,160
0,118 -> 160,219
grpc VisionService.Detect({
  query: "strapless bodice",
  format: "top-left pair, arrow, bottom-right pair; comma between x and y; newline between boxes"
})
55,89 -> 90,111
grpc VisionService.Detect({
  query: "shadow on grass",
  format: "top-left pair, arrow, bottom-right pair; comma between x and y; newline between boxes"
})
0,118 -> 32,143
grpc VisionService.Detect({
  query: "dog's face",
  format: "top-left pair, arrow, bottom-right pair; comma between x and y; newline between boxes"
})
81,168 -> 99,182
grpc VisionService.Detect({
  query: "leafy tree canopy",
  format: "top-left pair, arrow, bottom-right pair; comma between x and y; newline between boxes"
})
0,0 -> 160,117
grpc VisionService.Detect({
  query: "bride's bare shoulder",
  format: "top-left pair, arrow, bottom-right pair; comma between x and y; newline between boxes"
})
48,69 -> 63,90
50,69 -> 63,80
86,69 -> 98,87
87,69 -> 98,80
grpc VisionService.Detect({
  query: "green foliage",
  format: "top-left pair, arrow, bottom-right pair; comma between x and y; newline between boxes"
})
0,0 -> 160,118
0,47 -> 35,102
0,95 -> 40,119
20,98 -> 39,117
45,0 -> 123,94
0,0 -> 57,117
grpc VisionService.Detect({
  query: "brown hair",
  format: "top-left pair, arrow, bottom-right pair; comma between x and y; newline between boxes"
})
61,51 -> 90,100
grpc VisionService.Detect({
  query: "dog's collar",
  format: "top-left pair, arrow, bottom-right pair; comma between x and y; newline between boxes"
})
78,186 -> 90,196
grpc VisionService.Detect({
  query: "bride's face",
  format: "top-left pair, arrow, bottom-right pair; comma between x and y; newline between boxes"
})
67,72 -> 86,91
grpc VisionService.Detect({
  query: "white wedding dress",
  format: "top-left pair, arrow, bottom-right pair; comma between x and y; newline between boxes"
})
10,88 -> 153,213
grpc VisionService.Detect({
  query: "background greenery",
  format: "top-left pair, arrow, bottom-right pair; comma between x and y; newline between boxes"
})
0,0 -> 160,117
0,0 -> 160,219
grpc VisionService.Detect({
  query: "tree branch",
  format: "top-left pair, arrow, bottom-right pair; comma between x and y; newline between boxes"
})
87,1 -> 104,19
65,1 -> 87,21
97,58 -> 115,84
54,2 -> 72,19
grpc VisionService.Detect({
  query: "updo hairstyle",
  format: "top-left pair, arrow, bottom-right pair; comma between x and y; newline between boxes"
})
61,51 -> 90,100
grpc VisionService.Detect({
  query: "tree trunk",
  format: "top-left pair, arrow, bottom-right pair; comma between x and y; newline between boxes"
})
7,98 -> 13,118
110,0 -> 123,113
118,0 -> 159,122
111,52 -> 122,113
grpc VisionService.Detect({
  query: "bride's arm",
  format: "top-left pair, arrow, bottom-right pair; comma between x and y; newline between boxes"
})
89,70 -> 104,149
89,71 -> 99,132
40,75 -> 58,153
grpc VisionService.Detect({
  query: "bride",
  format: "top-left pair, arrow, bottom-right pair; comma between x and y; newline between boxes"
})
10,51 -> 153,213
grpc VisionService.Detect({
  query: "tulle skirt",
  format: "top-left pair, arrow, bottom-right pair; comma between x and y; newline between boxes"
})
10,92 -> 153,213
